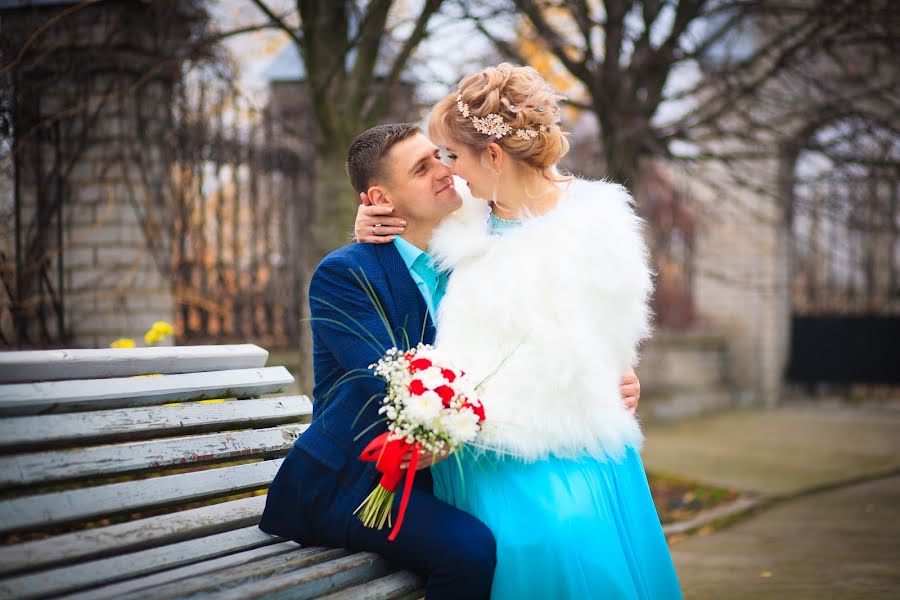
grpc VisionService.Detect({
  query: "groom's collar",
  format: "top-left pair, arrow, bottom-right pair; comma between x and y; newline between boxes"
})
392,236 -> 427,270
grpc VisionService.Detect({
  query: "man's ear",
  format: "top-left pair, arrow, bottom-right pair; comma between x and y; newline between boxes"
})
486,142 -> 504,174
366,186 -> 393,209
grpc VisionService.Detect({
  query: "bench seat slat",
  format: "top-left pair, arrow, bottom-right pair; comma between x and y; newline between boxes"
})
1,424 -> 306,488
0,526 -> 279,600
59,541 -> 302,600
120,547 -> 351,600
0,495 -> 268,577
0,459 -> 283,535
0,345 -> 270,384
317,571 -> 424,600
0,367 -> 294,416
0,396 -> 312,452
209,552 -> 394,600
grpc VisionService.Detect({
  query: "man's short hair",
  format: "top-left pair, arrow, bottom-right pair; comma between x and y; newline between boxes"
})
346,123 -> 421,195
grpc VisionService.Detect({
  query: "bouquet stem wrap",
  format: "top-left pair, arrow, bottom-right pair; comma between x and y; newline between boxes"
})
356,432 -> 420,541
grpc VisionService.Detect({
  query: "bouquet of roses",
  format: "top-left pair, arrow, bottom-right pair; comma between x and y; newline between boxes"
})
355,343 -> 486,541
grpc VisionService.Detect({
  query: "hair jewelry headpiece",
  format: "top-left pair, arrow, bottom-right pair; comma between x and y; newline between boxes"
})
457,95 -> 546,141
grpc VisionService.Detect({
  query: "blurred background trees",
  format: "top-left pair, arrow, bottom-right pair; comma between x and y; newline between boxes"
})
1,0 -> 897,402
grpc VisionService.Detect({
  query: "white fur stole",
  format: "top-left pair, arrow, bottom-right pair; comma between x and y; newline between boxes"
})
430,178 -> 654,461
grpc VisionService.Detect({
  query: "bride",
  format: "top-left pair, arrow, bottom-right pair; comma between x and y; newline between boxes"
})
357,63 -> 681,599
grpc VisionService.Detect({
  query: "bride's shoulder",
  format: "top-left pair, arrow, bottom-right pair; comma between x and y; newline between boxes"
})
552,177 -> 641,230
565,177 -> 636,211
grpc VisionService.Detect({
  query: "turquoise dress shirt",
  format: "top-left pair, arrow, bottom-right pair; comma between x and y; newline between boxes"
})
392,236 -> 447,320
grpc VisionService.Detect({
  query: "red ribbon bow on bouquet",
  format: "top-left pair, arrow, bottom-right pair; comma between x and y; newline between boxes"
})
357,432 -> 421,541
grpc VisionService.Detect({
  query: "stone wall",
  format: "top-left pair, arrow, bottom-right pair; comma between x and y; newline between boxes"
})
685,159 -> 791,405
1,0 -> 200,348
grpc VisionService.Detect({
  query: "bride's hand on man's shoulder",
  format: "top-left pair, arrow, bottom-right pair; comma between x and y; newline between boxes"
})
354,192 -> 406,244
620,368 -> 640,414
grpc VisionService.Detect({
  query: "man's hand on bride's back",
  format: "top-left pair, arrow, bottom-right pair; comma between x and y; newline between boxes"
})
620,368 -> 640,414
355,192 -> 406,243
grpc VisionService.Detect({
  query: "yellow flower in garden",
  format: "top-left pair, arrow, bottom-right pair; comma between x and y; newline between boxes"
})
110,338 -> 136,349
144,320 -> 174,346
151,321 -> 174,336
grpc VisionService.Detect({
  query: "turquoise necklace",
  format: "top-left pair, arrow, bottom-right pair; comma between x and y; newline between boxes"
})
489,211 -> 523,234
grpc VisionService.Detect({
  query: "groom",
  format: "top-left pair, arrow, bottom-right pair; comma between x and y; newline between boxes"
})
260,123 -> 643,598
260,123 -> 496,598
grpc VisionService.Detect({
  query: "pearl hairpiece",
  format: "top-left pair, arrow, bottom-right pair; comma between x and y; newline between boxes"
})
456,94 -> 546,140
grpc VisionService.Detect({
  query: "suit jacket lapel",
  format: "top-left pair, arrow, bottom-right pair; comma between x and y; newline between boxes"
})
373,243 -> 436,346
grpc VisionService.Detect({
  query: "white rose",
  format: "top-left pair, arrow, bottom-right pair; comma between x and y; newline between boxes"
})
417,366 -> 448,390
404,390 -> 443,426
440,407 -> 480,444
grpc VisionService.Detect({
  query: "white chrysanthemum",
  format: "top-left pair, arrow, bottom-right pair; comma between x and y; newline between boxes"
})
404,390 -> 443,426
416,366 -> 447,390
440,407 -> 480,444
453,378 -> 478,402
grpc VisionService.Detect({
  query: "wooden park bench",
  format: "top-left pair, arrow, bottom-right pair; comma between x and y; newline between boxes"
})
0,345 -> 423,599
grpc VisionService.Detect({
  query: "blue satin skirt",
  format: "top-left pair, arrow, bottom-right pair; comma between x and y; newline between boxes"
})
431,446 -> 682,599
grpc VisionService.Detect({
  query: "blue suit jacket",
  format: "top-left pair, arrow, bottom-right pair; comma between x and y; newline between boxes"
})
260,242 -> 435,545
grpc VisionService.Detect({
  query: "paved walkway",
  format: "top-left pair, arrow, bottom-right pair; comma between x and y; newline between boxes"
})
640,404 -> 900,599
670,474 -> 900,599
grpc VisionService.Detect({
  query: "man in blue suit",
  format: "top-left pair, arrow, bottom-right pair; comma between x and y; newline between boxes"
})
259,123 -> 496,598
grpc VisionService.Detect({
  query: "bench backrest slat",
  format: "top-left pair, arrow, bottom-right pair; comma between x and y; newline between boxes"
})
0,459 -> 283,535
0,345 -> 269,384
0,495 -> 267,578
0,526 -> 279,600
1,424 -> 306,488
0,396 -> 311,451
0,367 -> 293,416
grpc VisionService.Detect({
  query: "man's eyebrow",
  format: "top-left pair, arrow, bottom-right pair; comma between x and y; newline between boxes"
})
408,149 -> 440,175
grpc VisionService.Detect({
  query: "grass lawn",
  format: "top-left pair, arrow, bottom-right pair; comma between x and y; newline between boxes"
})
648,472 -> 742,524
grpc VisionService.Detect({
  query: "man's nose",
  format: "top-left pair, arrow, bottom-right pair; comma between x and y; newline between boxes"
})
435,159 -> 452,179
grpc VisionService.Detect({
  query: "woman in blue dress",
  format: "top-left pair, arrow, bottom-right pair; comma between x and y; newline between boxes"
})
364,63 -> 681,599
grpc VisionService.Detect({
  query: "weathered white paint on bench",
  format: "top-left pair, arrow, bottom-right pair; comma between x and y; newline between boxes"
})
0,526 -> 279,600
118,547 -> 352,600
0,344 -> 421,599
0,366 -> 293,416
0,345 -> 269,384
61,541 -> 304,600
1,424 -> 306,488
319,571 -> 425,600
0,495 -> 268,578
209,552 -> 394,600
0,396 -> 312,451
0,459 -> 283,534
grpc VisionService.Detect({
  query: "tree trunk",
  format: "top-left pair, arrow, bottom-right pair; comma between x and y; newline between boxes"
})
310,146 -> 358,266
294,144 -> 358,390
599,115 -> 643,188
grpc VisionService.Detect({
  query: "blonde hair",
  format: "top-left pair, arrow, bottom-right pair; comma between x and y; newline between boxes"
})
429,63 -> 570,179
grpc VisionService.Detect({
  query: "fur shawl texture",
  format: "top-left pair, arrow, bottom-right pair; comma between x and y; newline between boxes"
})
429,178 -> 654,461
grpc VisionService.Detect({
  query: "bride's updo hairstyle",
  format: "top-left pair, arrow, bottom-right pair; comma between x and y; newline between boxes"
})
429,63 -> 570,180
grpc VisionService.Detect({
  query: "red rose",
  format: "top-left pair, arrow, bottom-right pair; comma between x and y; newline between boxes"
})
409,358 -> 433,372
441,368 -> 457,383
434,385 -> 455,407
409,379 -> 426,395
465,401 -> 486,422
